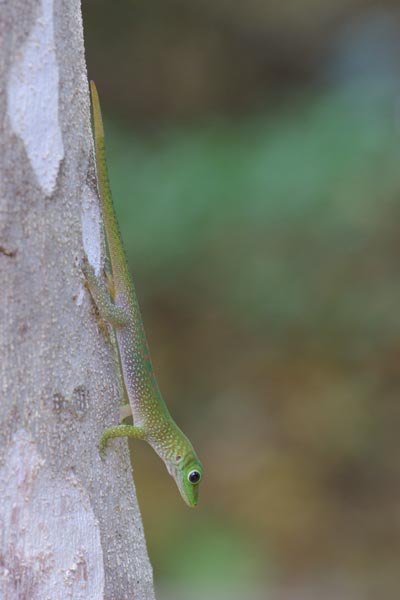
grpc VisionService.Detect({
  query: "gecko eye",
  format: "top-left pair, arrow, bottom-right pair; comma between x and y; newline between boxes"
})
188,470 -> 201,484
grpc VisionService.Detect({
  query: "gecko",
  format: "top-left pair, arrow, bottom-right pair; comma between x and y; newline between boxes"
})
82,81 -> 202,507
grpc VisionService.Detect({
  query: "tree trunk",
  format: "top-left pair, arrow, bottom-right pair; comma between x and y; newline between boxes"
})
0,1 -> 156,598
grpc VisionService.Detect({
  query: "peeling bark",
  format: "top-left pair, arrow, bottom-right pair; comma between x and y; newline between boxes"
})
0,1 -> 156,598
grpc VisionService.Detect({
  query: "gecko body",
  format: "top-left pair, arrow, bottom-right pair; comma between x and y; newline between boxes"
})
83,81 -> 202,507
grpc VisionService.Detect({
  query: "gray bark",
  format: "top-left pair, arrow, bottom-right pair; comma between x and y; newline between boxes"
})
0,1 -> 156,599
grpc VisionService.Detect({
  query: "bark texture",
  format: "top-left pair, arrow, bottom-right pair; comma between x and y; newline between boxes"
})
0,1 -> 156,598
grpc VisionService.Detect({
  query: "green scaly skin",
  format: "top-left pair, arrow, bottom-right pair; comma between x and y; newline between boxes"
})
83,81 -> 202,507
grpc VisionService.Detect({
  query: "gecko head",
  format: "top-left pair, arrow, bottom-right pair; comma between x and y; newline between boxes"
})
171,454 -> 203,508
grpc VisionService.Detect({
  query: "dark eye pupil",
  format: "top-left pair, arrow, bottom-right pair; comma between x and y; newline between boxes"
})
189,471 -> 200,483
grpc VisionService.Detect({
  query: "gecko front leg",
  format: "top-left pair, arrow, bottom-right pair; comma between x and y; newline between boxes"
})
99,424 -> 146,459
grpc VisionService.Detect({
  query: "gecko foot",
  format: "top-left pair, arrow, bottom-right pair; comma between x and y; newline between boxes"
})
99,433 -> 109,460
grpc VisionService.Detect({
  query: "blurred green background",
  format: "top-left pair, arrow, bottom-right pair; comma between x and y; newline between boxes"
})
82,1 -> 400,598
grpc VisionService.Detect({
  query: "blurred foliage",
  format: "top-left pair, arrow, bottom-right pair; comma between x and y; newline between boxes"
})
83,1 -> 400,598
107,88 -> 400,341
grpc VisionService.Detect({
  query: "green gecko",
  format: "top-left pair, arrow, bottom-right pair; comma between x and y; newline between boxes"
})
83,81 -> 202,507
